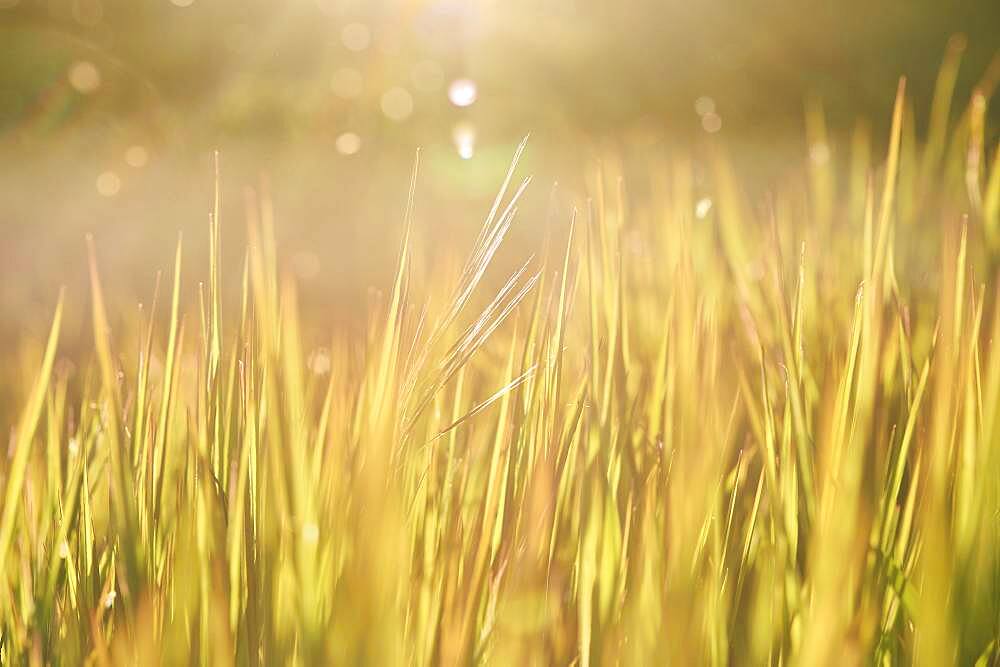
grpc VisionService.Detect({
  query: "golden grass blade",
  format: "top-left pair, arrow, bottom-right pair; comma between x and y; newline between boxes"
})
0,292 -> 63,593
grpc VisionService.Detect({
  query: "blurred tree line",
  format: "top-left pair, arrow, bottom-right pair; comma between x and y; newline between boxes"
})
0,0 -> 997,147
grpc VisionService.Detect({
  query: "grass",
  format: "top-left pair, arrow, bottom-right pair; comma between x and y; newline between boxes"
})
3,60 -> 1000,665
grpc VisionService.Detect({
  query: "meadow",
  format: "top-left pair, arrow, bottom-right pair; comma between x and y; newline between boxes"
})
3,58 -> 1000,666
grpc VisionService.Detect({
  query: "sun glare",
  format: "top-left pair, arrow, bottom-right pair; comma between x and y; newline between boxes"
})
447,78 -> 478,107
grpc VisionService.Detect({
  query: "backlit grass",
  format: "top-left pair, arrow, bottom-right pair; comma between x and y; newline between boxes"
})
3,68 -> 1000,665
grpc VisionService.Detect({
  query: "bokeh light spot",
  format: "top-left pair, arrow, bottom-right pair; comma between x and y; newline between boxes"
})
96,171 -> 121,197
335,132 -> 362,155
68,61 -> 101,94
170,0 -> 195,7
701,112 -> 722,133
340,23 -> 371,52
302,522 -> 320,544
447,79 -> 477,107
452,122 -> 476,159
809,142 -> 830,165
694,96 -> 716,116
124,145 -> 149,168
381,87 -> 414,121
314,0 -> 338,16
308,348 -> 331,376
695,197 -> 713,219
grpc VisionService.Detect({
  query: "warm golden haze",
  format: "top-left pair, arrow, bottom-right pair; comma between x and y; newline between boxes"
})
2,66 -> 1000,663
2,0 -> 1000,663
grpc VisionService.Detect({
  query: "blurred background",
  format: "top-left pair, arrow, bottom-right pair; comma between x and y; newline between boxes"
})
1,0 -> 998,343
